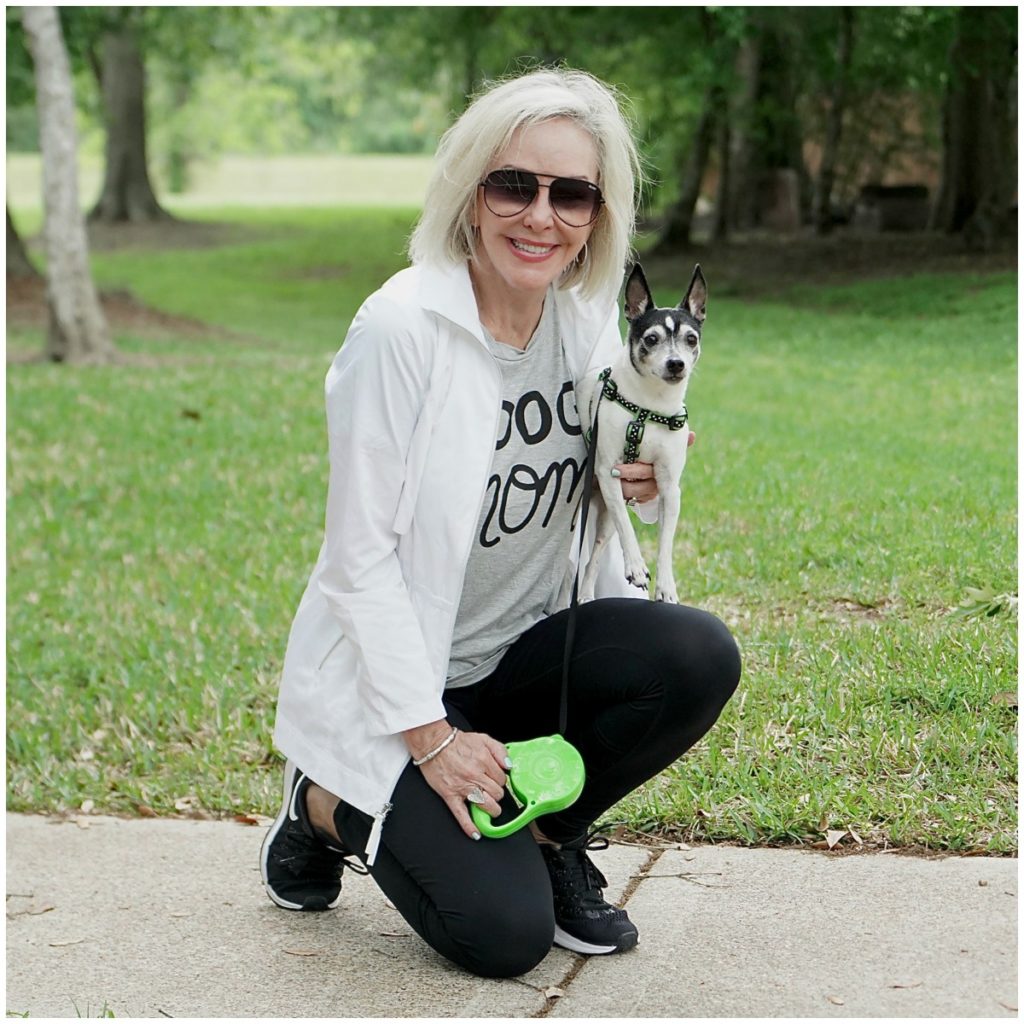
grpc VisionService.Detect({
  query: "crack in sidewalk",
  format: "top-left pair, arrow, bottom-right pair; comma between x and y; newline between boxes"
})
532,845 -> 665,1018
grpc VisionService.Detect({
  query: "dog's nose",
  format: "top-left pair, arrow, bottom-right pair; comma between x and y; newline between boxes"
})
665,358 -> 686,375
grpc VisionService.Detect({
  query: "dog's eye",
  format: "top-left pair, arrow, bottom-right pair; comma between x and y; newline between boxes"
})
685,334 -> 699,348
643,333 -> 659,346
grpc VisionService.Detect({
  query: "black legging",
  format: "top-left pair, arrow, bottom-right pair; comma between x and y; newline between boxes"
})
333,598 -> 741,977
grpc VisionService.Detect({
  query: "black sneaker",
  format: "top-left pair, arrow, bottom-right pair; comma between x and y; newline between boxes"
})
540,829 -> 639,955
260,760 -> 365,911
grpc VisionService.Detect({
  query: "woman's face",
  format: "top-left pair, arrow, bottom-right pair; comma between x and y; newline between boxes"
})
471,117 -> 600,305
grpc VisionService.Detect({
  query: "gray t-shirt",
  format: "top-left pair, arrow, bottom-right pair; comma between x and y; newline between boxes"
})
446,295 -> 586,688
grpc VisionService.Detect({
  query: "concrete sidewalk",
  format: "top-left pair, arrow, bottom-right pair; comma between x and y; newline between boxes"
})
5,813 -> 1017,1018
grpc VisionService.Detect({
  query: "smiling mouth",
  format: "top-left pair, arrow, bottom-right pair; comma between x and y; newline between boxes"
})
509,238 -> 555,256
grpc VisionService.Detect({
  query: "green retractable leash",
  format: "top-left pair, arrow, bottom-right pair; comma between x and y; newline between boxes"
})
470,383 -> 606,839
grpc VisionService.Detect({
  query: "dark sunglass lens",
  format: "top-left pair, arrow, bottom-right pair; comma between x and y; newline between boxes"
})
485,170 -> 538,213
550,179 -> 600,225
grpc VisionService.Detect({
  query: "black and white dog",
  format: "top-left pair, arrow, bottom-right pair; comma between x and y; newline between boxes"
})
577,263 -> 707,604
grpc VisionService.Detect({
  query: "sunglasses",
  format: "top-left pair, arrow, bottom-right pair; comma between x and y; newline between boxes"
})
479,168 -> 604,227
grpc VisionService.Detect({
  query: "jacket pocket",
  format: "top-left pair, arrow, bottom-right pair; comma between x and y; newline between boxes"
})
315,629 -> 346,673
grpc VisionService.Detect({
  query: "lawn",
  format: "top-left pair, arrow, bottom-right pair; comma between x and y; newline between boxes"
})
6,206 -> 1017,853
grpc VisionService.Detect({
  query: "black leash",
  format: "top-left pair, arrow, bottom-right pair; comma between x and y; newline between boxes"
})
558,366 -> 688,732
559,381 -> 604,736
558,366 -> 687,734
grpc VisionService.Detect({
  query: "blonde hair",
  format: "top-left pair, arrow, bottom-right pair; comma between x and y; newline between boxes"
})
408,68 -> 643,303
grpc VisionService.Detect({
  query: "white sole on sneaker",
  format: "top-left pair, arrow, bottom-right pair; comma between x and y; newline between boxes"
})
553,924 -> 637,955
259,759 -> 342,911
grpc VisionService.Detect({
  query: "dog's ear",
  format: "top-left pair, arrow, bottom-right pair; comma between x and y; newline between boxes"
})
679,264 -> 707,324
624,263 -> 654,322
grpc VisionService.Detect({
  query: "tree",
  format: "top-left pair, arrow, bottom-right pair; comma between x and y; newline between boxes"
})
931,7 -> 1017,242
59,7 -> 261,221
6,204 -> 39,278
22,5 -> 114,363
346,7 -> 515,116
812,8 -> 856,234
85,7 -> 170,222
651,9 -> 738,252
732,12 -> 812,232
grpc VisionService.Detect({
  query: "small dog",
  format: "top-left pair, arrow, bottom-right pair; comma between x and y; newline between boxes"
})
577,262 -> 707,604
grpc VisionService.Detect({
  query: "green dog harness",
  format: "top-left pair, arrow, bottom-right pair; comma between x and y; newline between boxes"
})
594,367 -> 688,463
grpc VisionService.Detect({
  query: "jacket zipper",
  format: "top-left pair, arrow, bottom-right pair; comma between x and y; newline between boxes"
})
365,756 -> 409,866
365,800 -> 392,867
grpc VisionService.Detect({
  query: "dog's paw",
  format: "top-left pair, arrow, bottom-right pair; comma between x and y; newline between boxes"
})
654,583 -> 679,604
625,563 -> 651,592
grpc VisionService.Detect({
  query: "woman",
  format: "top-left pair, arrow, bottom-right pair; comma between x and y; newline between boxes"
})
261,68 -> 740,978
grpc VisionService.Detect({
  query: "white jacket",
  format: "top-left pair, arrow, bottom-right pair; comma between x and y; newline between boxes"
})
273,260 -> 645,863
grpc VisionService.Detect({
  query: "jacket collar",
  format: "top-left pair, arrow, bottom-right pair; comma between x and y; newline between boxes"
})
416,261 -> 487,347
414,259 -> 607,379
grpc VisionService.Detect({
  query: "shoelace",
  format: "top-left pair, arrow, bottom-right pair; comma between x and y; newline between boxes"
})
554,825 -> 620,904
275,820 -> 349,878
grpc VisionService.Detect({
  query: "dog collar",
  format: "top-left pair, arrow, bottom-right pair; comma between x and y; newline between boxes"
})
595,366 -> 688,464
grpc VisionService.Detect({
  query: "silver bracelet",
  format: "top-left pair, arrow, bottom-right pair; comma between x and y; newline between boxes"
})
412,726 -> 459,766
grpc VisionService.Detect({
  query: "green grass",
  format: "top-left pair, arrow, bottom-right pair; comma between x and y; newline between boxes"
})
25,206 -> 417,355
97,207 -> 421,352
6,152 -> 435,212
6,206 -> 1017,853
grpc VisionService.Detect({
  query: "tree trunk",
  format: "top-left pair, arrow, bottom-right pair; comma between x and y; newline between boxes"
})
728,15 -> 809,232
813,8 -> 855,235
712,108 -> 731,242
654,9 -> 728,253
654,94 -> 718,253
6,204 -> 39,278
89,22 -> 170,223
728,31 -> 762,231
452,8 -> 497,112
931,7 -> 1016,239
22,6 -> 114,363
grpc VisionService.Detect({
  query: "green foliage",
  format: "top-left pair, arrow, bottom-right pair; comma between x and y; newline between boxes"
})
9,3 -> 1009,227
145,11 -> 448,159
5,208 -> 1017,853
5,11 -> 36,146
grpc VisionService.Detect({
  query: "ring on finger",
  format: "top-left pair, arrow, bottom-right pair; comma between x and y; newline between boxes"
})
466,786 -> 486,805
625,497 -> 638,508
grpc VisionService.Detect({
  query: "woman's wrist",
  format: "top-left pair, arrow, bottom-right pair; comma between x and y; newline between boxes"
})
403,719 -> 455,763
411,726 -> 458,766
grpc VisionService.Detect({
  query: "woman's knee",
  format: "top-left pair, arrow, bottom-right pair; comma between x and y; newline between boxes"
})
653,604 -> 742,714
451,901 -> 554,978
700,609 -> 742,702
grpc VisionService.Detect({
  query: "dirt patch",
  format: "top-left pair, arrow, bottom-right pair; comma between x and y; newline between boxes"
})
83,215 -> 266,253
8,216 -> 294,349
9,224 -> 1015,354
642,228 -> 1017,298
6,273 -> 246,348
612,825 -> 1014,858
824,597 -> 895,622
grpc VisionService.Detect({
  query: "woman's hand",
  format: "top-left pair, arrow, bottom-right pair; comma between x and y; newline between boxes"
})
613,432 -> 695,505
404,721 -> 510,839
613,461 -> 658,504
